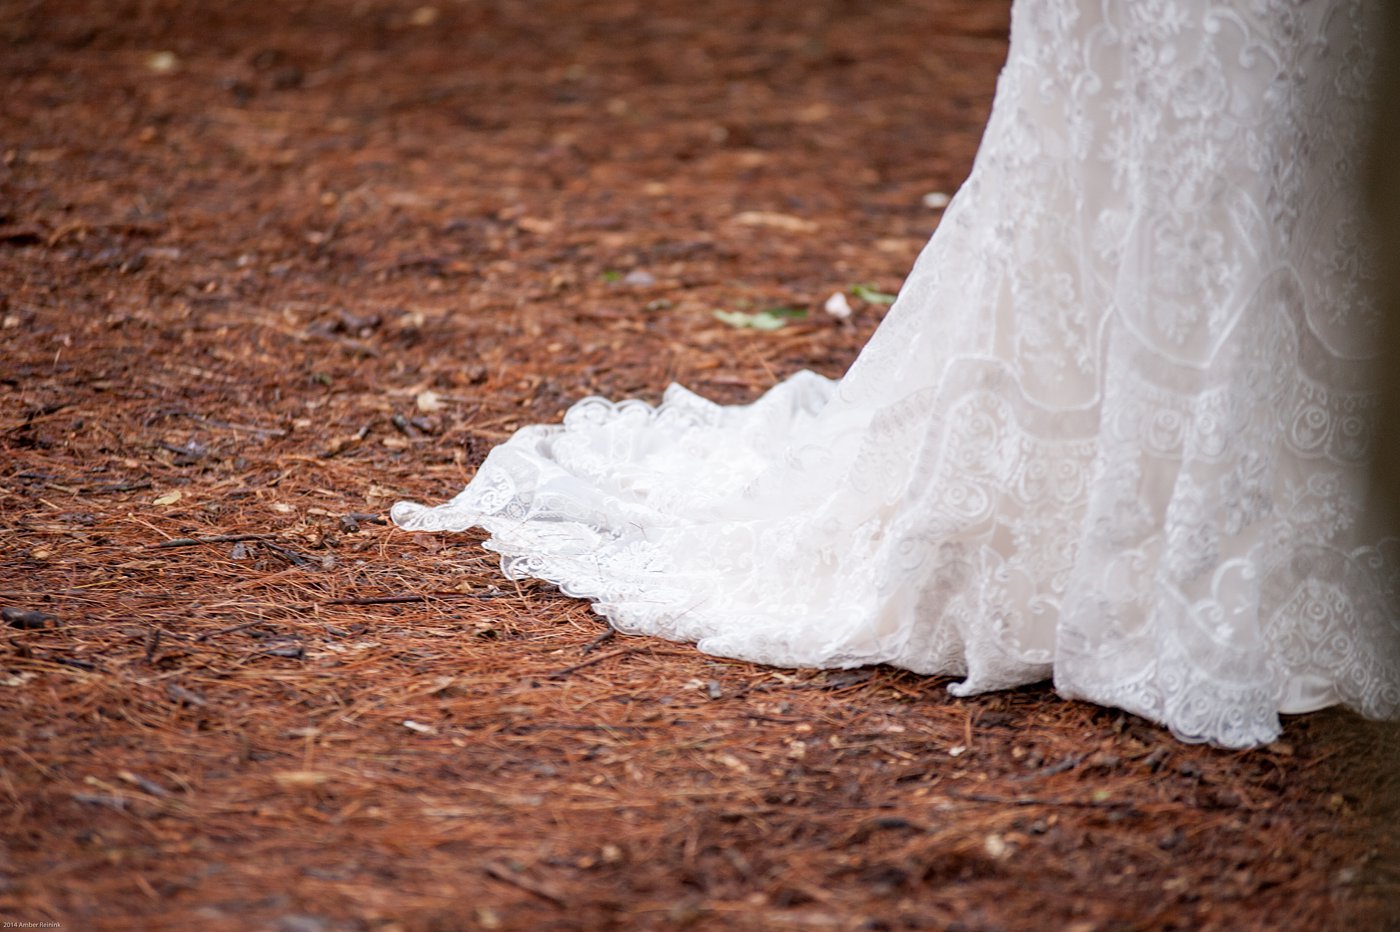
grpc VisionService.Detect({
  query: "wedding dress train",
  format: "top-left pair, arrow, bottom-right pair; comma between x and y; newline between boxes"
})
393,0 -> 1400,748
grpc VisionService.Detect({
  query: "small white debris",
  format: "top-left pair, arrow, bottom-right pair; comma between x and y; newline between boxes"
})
948,744 -> 967,758
403,720 -> 436,734
984,833 -> 1009,860
152,491 -> 183,506
415,389 -> 443,413
146,51 -> 179,74
823,292 -> 853,319
922,191 -> 951,209
622,269 -> 656,286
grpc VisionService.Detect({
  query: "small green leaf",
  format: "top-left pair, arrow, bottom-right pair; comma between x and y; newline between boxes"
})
601,269 -> 622,282
747,312 -> 789,331
761,306 -> 807,319
712,309 -> 792,331
851,283 -> 897,305
713,310 -> 756,328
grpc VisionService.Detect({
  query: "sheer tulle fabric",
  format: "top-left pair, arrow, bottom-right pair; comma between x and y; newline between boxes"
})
394,0 -> 1400,748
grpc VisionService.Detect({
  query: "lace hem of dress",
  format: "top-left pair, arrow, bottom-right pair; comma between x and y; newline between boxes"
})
393,373 -> 1400,750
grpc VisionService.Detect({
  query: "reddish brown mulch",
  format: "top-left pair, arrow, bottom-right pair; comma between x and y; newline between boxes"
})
1,1 -> 1397,929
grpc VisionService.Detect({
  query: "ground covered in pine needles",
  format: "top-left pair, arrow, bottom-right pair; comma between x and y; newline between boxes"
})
1,1 -> 1397,929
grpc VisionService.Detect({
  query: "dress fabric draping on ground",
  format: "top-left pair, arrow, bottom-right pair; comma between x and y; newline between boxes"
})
393,0 -> 1400,748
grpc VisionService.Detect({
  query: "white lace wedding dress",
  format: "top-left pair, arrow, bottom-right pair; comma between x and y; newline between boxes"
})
394,0 -> 1400,748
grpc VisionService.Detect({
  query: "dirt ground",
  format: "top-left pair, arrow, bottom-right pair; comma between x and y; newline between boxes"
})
1,1 -> 1397,929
